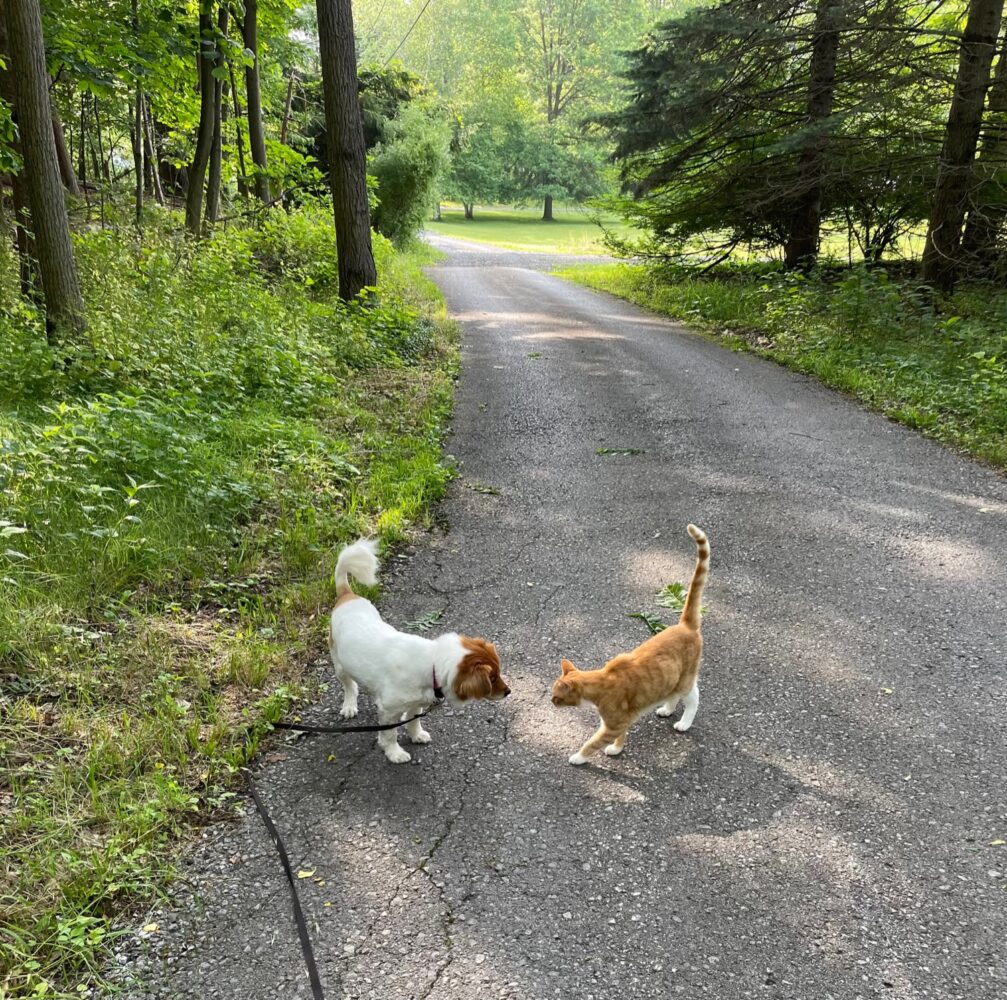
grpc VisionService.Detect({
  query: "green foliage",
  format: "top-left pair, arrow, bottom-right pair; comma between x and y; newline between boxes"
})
404,607 -> 446,632
626,610 -> 667,634
600,0 -> 947,261
371,98 -> 453,244
0,207 -> 456,996
655,582 -> 688,612
560,262 -> 1007,467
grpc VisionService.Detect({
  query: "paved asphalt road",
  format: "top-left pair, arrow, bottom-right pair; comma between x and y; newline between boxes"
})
118,234 -> 1006,1000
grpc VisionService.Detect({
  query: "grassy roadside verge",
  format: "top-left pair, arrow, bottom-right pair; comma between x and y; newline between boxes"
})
426,204 -> 631,254
557,262 -> 1006,469
0,208 -> 456,998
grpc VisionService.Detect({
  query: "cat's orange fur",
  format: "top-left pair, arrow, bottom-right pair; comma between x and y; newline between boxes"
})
551,524 -> 710,765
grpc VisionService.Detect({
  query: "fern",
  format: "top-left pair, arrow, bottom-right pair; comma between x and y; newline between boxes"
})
405,607 -> 446,632
626,611 -> 668,635
656,581 -> 707,616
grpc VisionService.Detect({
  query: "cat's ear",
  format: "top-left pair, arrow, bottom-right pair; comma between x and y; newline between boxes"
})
561,659 -> 576,675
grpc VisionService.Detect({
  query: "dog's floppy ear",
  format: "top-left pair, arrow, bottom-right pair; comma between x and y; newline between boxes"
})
455,661 -> 493,701
561,658 -> 576,675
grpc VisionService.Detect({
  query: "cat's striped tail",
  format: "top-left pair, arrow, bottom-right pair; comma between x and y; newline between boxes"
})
680,524 -> 710,630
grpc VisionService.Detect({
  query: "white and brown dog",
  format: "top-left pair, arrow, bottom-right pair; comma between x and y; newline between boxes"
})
329,539 -> 509,763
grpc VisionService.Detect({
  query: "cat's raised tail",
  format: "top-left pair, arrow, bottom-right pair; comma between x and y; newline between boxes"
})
680,525 -> 710,630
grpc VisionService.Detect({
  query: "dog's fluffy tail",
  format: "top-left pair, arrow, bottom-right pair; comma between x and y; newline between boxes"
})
334,538 -> 380,598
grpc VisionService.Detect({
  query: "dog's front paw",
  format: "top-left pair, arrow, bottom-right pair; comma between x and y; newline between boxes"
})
568,752 -> 588,766
673,719 -> 692,732
384,745 -> 412,764
339,704 -> 359,719
603,743 -> 624,757
409,729 -> 432,745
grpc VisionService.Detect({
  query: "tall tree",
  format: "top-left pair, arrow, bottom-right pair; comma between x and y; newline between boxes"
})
921,0 -> 1005,291
0,7 -> 34,294
960,31 -> 1007,273
316,0 -> 376,299
242,0 -> 270,203
783,0 -> 841,269
131,0 -> 143,225
51,103 -> 81,197
3,0 -> 85,338
185,0 -> 217,235
518,0 -> 611,220
205,4 -> 228,224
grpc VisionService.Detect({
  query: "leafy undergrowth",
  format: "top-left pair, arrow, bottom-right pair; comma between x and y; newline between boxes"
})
0,206 -> 456,997
558,262 -> 1007,468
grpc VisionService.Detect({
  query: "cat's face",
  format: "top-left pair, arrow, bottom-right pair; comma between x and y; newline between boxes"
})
551,658 -> 582,706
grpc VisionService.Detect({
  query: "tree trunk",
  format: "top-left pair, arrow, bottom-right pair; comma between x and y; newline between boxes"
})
463,202 -> 474,220
51,103 -> 81,196
77,91 -> 86,187
3,0 -> 85,339
280,69 -> 296,146
922,0 -> 1006,291
242,0 -> 270,203
141,97 -> 155,196
229,61 -> 250,200
132,92 -> 143,224
185,0 -> 217,235
542,195 -> 554,221
783,0 -> 841,269
205,4 -> 227,225
130,0 -> 143,225
93,95 -> 110,183
0,7 -> 34,295
144,102 -> 166,205
316,0 -> 377,300
960,34 -> 1007,273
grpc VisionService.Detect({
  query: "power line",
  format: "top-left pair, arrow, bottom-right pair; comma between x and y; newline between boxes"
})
383,0 -> 435,66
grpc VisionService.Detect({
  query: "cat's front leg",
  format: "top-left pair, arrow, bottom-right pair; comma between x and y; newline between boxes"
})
603,733 -> 627,757
570,723 -> 622,765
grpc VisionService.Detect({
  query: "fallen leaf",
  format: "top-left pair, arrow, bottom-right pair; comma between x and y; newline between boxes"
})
990,839 -> 1005,847
881,688 -> 894,695
142,923 -> 159,934
297,869 -> 315,879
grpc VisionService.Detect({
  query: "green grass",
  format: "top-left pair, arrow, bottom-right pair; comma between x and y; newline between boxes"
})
426,203 -> 635,254
0,206 -> 457,997
557,262 -> 1007,468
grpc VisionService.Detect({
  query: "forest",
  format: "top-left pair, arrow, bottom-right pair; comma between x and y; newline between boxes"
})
1,0 -> 1005,995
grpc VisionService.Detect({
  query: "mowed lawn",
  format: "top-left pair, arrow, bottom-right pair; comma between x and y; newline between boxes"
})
426,204 -> 636,254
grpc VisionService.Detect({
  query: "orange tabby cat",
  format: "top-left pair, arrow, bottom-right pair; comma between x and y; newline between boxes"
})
551,524 -> 710,765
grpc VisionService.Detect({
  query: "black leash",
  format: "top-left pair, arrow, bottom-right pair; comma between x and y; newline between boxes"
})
244,768 -> 325,1000
246,700 -> 444,997
270,710 -> 429,735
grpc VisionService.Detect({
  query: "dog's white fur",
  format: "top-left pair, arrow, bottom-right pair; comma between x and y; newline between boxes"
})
329,539 -> 504,763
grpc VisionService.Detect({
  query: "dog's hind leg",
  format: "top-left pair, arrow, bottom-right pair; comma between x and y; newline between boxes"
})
332,655 -> 359,719
376,706 -> 411,764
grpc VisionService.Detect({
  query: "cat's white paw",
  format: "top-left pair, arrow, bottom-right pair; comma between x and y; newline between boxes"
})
673,719 -> 692,732
603,744 -> 624,757
655,706 -> 674,717
569,752 -> 588,766
409,729 -> 432,745
384,745 -> 412,764
339,703 -> 359,719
